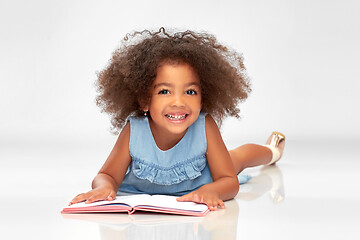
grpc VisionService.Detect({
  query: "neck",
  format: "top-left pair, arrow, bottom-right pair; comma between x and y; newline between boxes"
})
148,118 -> 187,151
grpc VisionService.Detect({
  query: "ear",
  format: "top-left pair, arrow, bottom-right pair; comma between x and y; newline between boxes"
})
138,98 -> 148,111
138,94 -> 151,114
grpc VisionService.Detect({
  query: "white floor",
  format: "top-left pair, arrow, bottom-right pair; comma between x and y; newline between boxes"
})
1,138 -> 359,239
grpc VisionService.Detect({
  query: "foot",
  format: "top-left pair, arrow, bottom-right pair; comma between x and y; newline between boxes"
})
264,132 -> 285,165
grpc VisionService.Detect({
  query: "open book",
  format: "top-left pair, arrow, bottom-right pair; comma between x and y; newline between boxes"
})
61,194 -> 209,217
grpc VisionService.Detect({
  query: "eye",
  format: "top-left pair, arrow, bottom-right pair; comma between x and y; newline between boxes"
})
185,89 -> 197,95
158,89 -> 170,95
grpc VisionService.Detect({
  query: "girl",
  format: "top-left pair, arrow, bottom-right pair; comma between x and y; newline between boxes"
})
70,28 -> 285,211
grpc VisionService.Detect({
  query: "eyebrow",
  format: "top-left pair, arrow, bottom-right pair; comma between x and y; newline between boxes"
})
153,82 -> 200,88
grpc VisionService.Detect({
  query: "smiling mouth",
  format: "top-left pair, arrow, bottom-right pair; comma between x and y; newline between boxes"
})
165,114 -> 188,120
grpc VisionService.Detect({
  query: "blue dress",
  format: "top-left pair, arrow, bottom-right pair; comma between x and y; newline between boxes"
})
118,113 -> 213,196
118,113 -> 251,196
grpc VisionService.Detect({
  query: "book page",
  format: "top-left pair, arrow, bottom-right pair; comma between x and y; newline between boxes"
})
142,195 -> 208,212
63,194 -> 208,215
114,194 -> 152,207
65,194 -> 151,209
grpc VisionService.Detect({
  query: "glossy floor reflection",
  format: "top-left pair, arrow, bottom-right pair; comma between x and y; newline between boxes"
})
0,138 -> 359,239
62,165 -> 283,240
63,194 -> 241,240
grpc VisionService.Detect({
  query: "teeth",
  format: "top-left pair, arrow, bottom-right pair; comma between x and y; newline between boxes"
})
166,114 -> 187,120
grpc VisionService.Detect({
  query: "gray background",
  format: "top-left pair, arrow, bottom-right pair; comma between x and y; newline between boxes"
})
1,0 -> 359,149
1,1 -> 359,239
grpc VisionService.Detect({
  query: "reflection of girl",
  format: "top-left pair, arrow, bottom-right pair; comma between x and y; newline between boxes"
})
237,166 -> 285,204
70,28 -> 285,211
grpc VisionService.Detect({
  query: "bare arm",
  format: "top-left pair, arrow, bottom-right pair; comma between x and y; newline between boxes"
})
177,115 -> 239,210
70,123 -> 132,205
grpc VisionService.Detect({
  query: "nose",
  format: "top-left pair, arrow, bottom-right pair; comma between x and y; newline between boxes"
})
170,93 -> 185,107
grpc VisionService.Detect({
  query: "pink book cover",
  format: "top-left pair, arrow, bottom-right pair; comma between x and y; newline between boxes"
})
62,194 -> 209,217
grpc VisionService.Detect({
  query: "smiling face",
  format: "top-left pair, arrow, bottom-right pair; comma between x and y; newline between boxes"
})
144,63 -> 202,144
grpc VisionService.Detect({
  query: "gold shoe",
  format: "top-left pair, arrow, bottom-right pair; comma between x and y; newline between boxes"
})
265,131 -> 285,165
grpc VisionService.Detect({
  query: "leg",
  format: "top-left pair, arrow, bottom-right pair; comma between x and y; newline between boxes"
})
230,132 -> 286,174
229,144 -> 272,174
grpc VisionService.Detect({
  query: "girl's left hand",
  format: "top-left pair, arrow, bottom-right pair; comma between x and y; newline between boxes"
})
176,188 -> 225,211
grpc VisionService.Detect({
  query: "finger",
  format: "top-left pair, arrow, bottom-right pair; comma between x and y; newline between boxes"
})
69,193 -> 88,205
191,193 -> 201,203
218,200 -> 225,209
199,194 -> 204,203
204,198 -> 224,211
179,193 -> 202,204
70,193 -> 84,203
176,193 -> 193,202
206,200 -> 218,211
210,199 -> 225,210
209,206 -> 218,211
211,199 -> 225,210
85,193 -> 109,204
107,190 -> 116,201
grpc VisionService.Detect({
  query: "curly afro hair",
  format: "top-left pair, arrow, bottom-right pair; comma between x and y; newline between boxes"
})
96,27 -> 251,133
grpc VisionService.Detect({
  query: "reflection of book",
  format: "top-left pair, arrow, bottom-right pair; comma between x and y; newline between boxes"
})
62,194 -> 209,217
63,213 -> 208,240
62,211 -> 205,226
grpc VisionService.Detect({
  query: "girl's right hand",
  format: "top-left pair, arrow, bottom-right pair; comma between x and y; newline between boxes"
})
69,187 -> 116,205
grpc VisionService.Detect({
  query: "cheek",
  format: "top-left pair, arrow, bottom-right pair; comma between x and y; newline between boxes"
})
195,96 -> 202,109
148,98 -> 163,112
199,95 -> 203,110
